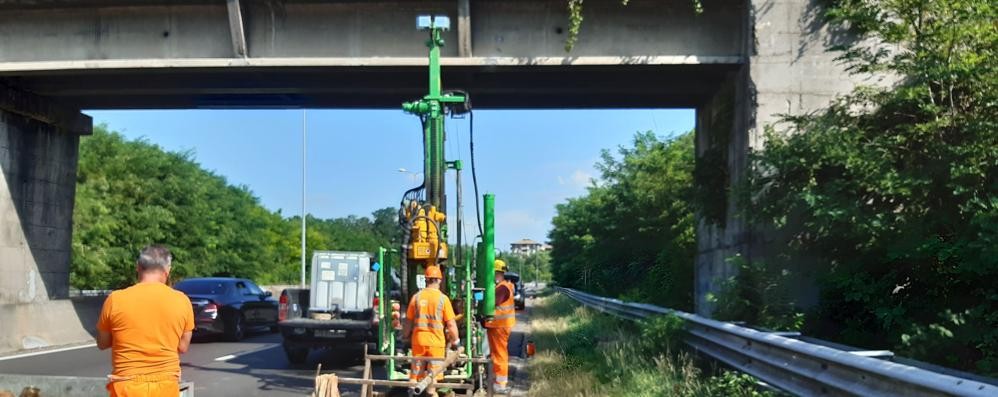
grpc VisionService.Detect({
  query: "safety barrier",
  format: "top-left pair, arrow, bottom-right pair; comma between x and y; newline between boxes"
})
556,287 -> 996,397
0,374 -> 194,397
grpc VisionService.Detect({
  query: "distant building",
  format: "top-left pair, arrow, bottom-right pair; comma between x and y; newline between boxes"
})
510,239 -> 551,255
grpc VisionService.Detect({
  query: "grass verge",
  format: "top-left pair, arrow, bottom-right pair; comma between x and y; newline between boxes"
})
527,294 -> 774,397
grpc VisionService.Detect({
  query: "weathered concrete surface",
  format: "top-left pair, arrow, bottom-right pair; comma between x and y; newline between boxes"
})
0,0 -> 742,61
0,110 -> 83,303
0,372 -> 193,397
0,374 -> 105,397
0,297 -> 100,353
0,0 -> 744,109
693,0 -> 876,315
0,86 -> 92,353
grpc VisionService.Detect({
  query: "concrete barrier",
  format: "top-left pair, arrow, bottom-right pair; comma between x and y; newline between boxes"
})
0,375 -> 193,397
0,374 -> 104,396
1,285 -> 289,355
0,296 -> 103,354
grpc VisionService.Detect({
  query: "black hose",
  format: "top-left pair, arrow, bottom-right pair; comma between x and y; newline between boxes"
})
470,110 -> 483,237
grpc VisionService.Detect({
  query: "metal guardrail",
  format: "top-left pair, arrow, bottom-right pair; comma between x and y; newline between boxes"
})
556,287 -> 997,397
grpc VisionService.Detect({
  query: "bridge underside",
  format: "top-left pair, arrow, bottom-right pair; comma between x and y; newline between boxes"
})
0,0 -> 861,341
6,63 -> 738,109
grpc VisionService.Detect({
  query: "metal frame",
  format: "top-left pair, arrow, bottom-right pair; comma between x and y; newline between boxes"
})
558,287 -> 997,397
336,349 -> 489,397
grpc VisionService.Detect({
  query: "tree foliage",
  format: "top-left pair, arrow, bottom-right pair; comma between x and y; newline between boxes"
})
549,131 -> 696,310
72,126 -> 400,289
744,0 -> 997,374
502,251 -> 553,283
562,0 -> 703,52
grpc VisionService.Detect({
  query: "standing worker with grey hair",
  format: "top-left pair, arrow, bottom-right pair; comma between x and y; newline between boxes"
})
96,244 -> 194,397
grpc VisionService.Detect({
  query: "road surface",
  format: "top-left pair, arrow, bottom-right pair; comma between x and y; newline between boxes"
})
0,297 -> 539,397
0,331 -> 367,396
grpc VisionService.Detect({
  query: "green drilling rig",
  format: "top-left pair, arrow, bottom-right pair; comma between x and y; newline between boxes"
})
336,14 -> 497,397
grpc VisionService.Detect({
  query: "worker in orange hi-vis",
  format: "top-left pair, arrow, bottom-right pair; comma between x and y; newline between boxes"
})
404,266 -> 460,397
485,259 -> 517,394
96,245 -> 194,397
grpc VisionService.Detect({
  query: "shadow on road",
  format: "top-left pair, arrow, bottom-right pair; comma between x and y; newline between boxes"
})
182,342 -> 372,396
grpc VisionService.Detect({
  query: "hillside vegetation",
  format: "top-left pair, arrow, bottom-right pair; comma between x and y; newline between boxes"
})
71,126 -> 399,289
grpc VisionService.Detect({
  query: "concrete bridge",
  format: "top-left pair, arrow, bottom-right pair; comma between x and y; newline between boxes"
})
0,0 -> 861,352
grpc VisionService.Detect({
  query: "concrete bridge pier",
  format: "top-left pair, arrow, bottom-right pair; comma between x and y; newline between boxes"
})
0,84 -> 95,352
693,0 -> 865,316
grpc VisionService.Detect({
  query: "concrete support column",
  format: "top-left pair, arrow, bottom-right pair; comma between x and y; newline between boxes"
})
0,85 -> 90,303
0,85 -> 94,353
693,0 -> 864,316
695,67 -> 751,316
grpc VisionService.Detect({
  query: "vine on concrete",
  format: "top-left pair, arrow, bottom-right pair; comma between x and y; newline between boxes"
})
565,0 -> 705,52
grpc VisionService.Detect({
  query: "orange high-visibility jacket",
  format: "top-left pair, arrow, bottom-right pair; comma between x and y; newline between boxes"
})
486,280 -> 516,328
407,288 -> 455,348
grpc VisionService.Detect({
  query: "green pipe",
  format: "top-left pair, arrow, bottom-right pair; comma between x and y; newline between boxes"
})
477,194 -> 496,317
377,247 -> 385,353
464,252 -> 473,372
429,27 -> 442,97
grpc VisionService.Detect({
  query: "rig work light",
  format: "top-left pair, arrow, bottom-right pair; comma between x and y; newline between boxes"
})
416,14 -> 450,31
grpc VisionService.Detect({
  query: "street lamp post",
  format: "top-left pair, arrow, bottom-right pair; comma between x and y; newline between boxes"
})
397,168 -> 423,184
300,109 -> 307,288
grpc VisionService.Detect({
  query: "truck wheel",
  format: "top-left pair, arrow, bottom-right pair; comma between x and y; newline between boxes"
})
224,313 -> 245,342
284,343 -> 309,364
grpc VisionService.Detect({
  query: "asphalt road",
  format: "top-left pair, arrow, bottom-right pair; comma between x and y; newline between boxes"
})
0,330 -> 367,396
0,286 -> 544,397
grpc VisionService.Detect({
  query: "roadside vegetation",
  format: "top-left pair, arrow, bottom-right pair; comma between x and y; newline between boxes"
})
501,251 -> 553,283
736,0 -> 997,375
549,131 -> 696,312
71,125 -> 400,290
548,0 -> 996,376
528,294 -> 771,397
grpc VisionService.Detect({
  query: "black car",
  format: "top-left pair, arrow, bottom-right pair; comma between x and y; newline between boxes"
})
504,272 -> 526,310
174,277 -> 279,341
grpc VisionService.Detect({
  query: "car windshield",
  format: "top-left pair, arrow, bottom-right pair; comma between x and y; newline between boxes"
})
175,280 -> 230,295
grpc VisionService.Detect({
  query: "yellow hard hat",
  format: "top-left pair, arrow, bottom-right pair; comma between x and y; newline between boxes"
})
494,259 -> 507,272
424,266 -> 443,279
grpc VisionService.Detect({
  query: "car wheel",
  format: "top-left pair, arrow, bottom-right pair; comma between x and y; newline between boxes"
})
284,343 -> 309,364
225,313 -> 245,342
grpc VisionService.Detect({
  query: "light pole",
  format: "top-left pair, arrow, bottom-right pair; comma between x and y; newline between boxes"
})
397,168 -> 422,184
300,109 -> 307,288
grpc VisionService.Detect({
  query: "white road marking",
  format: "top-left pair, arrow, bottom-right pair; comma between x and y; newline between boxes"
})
0,343 -> 98,361
213,344 -> 280,362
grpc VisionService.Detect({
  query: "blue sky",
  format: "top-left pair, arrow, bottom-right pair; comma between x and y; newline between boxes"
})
86,109 -> 694,250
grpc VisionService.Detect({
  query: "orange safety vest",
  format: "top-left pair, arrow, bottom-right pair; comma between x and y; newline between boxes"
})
408,288 -> 452,348
486,280 -> 516,328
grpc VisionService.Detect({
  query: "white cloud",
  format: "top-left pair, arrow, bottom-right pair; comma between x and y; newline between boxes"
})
570,170 -> 593,187
558,169 -> 593,189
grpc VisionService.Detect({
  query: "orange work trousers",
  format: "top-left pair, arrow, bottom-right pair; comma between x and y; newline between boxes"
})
106,373 -> 180,397
487,327 -> 511,388
410,344 -> 445,382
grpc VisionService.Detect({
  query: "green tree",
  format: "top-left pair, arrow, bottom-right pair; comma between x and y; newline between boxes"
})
72,126 -> 289,288
744,0 -> 997,374
72,126 -> 405,289
549,131 -> 696,310
502,251 -> 552,283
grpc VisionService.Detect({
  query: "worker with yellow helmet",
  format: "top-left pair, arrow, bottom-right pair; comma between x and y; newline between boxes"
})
485,259 -> 516,393
404,266 -> 459,397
